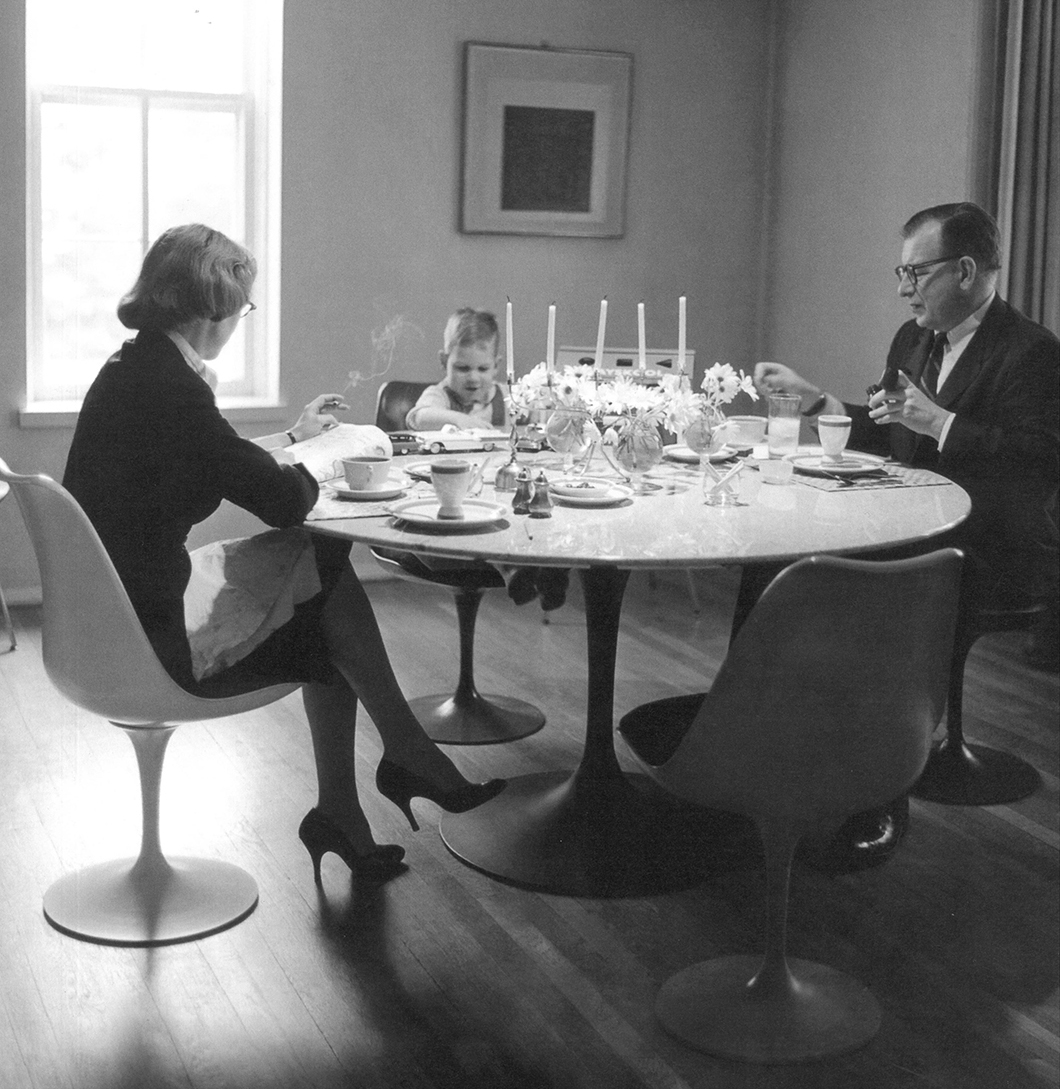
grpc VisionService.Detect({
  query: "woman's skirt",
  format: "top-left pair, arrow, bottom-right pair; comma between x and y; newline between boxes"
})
183,528 -> 351,697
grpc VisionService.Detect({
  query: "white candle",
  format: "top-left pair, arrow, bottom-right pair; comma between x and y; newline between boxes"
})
505,298 -> 514,383
594,298 -> 607,368
546,303 -> 556,375
677,295 -> 686,374
637,302 -> 646,370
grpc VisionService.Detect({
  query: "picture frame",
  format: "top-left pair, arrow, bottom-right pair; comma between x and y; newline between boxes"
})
460,43 -> 633,238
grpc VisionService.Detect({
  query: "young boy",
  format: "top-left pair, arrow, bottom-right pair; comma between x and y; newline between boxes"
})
405,308 -> 510,431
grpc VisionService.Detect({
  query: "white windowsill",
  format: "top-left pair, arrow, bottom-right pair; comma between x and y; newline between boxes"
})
19,402 -> 291,430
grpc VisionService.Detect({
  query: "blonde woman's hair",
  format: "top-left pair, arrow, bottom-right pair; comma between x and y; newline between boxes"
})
117,223 -> 256,331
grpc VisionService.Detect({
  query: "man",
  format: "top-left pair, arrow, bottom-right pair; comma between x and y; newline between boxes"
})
754,202 -> 1059,870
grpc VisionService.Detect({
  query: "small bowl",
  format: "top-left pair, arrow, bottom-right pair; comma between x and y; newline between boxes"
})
549,477 -> 614,499
759,458 -> 794,484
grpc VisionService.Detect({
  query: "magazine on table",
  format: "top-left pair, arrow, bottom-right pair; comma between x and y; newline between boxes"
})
277,424 -> 393,483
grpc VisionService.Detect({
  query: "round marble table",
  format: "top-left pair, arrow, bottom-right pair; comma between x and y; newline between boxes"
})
309,453 -> 970,896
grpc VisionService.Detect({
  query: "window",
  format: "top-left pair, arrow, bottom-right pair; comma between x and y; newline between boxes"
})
25,0 -> 282,411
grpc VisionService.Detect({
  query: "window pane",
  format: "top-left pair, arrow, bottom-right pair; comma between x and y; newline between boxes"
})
29,0 -> 245,94
149,106 -> 248,386
39,102 -> 143,401
149,108 -> 244,241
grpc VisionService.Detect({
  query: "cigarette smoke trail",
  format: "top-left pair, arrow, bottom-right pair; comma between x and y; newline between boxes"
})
343,313 -> 424,398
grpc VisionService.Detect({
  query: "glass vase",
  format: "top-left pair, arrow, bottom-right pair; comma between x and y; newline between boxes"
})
683,405 -> 740,506
603,414 -> 665,493
544,407 -> 600,473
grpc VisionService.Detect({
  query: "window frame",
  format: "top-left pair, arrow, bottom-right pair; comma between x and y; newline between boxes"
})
22,0 -> 283,423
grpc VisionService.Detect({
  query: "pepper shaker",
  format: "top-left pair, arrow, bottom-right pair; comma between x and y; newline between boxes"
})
528,471 -> 553,518
512,468 -> 534,515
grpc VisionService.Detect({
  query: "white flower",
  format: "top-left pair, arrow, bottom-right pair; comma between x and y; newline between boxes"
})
700,362 -> 758,408
507,360 -> 756,433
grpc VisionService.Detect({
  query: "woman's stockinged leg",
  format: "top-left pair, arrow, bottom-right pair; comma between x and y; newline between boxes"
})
319,566 -> 467,791
301,681 -> 377,853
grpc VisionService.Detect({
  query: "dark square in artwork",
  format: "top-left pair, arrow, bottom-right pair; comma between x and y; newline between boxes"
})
501,106 -> 595,213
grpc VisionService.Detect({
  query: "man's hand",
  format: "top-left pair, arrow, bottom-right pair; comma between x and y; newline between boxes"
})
289,394 -> 349,443
868,372 -> 951,440
753,361 -> 818,402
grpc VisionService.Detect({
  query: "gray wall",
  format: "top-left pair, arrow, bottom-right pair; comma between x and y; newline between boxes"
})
763,0 -> 991,396
0,0 -> 989,599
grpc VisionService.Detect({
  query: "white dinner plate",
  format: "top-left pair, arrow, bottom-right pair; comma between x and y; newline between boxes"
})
787,452 -> 887,477
663,443 -> 738,464
330,481 -> 406,501
550,482 -> 634,507
386,497 -> 507,529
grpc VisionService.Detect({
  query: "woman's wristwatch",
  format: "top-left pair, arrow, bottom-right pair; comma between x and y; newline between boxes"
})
285,430 -> 298,446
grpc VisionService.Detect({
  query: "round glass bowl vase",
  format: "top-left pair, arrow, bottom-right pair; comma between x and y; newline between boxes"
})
603,415 -> 665,494
544,408 -> 600,472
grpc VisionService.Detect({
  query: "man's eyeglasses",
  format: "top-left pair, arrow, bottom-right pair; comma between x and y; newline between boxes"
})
893,256 -> 960,288
238,301 -> 257,319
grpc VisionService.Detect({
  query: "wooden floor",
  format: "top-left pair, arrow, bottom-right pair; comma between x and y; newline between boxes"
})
0,569 -> 1056,1089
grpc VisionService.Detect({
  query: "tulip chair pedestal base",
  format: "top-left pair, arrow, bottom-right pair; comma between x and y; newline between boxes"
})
43,856 -> 259,947
409,692 -> 544,746
656,955 -> 881,1063
912,738 -> 1042,806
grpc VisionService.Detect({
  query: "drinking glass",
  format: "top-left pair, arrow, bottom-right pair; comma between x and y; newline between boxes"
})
767,393 -> 801,459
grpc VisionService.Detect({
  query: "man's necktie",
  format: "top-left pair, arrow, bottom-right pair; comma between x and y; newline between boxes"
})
922,332 -> 947,397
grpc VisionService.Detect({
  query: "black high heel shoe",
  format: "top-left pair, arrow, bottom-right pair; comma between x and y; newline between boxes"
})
298,808 -> 407,883
375,759 -> 507,832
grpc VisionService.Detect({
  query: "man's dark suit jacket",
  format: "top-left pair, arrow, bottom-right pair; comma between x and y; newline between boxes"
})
844,296 -> 1059,598
64,330 -> 320,687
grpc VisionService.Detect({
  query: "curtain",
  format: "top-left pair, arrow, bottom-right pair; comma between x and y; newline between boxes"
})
995,0 -> 1059,335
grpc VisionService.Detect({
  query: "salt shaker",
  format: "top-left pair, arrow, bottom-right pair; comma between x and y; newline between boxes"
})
528,471 -> 553,518
512,468 -> 534,515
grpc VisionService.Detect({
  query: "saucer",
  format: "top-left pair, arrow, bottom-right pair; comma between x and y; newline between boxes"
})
788,453 -> 887,477
550,482 -> 634,507
386,497 -> 507,529
663,443 -> 737,464
402,459 -> 493,482
331,481 -> 406,501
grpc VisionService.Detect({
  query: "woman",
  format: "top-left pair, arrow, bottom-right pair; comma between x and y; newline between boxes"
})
63,224 -> 504,881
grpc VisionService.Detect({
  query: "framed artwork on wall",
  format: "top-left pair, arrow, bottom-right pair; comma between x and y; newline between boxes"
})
460,43 -> 633,238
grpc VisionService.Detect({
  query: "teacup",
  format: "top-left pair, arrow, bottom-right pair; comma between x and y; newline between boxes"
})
338,455 -> 392,491
430,458 -> 473,519
817,414 -> 852,464
726,414 -> 768,447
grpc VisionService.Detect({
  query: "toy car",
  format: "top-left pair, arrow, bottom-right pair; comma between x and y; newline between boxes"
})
414,428 -> 510,454
385,432 -> 424,456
